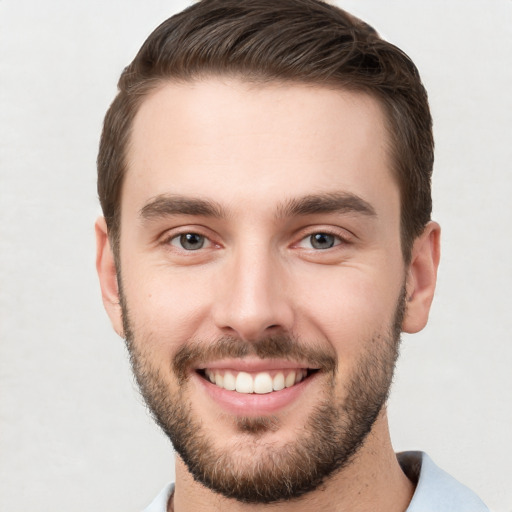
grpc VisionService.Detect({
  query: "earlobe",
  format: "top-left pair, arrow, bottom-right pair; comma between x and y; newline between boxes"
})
95,216 -> 124,338
402,221 -> 441,334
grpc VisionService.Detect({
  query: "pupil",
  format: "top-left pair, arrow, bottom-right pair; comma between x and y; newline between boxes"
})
311,233 -> 334,249
180,233 -> 204,250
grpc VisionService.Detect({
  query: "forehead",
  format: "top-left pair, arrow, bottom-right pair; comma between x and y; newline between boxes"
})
124,79 -> 397,218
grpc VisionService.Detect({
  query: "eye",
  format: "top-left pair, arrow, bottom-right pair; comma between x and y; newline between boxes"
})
299,232 -> 342,250
309,233 -> 338,249
169,233 -> 209,251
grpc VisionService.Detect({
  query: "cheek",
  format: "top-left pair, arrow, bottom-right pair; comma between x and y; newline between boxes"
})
292,267 -> 401,356
122,269 -> 213,352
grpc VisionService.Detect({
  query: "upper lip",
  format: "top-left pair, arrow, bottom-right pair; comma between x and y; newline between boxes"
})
196,357 -> 317,372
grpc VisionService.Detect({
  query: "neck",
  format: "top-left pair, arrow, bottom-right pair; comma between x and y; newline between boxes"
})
170,409 -> 414,512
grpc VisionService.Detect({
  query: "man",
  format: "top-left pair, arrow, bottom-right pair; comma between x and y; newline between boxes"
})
95,1 -> 489,510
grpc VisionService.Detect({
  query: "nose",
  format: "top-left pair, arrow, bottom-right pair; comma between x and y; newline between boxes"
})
211,244 -> 294,342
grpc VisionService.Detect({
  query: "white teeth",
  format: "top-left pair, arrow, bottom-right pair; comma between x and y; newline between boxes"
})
235,372 -> 254,393
223,371 -> 236,391
204,369 -> 308,394
285,371 -> 296,388
295,369 -> 306,384
254,373 -> 273,394
273,372 -> 285,391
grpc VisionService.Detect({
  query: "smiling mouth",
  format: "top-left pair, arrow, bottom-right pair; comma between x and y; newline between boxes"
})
197,368 -> 318,394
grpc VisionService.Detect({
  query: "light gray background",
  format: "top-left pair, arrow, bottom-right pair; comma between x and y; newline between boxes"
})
1,1 -> 511,511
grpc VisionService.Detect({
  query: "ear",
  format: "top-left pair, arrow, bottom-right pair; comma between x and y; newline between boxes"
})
95,216 -> 124,337
402,221 -> 441,334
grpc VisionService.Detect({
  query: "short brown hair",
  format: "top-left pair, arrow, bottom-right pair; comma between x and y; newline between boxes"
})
98,0 -> 433,262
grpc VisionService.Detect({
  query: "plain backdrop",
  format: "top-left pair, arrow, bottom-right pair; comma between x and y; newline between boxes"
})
1,1 -> 511,511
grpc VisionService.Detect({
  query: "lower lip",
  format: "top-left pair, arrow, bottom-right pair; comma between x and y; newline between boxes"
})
194,372 -> 318,416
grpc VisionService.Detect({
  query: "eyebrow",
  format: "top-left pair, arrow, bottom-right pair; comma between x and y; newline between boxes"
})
277,192 -> 377,218
139,191 -> 376,222
140,194 -> 226,220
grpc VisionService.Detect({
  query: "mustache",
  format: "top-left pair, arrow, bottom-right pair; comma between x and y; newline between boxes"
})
173,335 -> 337,383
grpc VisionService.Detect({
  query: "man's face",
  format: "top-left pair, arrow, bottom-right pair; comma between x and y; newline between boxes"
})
106,80 -> 411,502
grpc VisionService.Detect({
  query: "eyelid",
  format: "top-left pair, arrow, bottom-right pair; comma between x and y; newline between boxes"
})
169,233 -> 212,250
159,225 -> 221,250
296,233 -> 341,250
292,226 -> 354,249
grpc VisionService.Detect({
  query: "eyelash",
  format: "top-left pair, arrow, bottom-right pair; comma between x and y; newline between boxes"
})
295,229 -> 351,251
164,230 -> 215,252
161,227 -> 351,253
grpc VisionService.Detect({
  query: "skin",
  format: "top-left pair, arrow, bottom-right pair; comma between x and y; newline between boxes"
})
96,79 -> 440,512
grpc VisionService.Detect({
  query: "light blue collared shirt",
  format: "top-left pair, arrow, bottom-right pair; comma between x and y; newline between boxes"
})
398,451 -> 488,511
143,451 -> 489,512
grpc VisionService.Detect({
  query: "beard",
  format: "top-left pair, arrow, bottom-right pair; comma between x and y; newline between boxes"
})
121,287 -> 406,504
